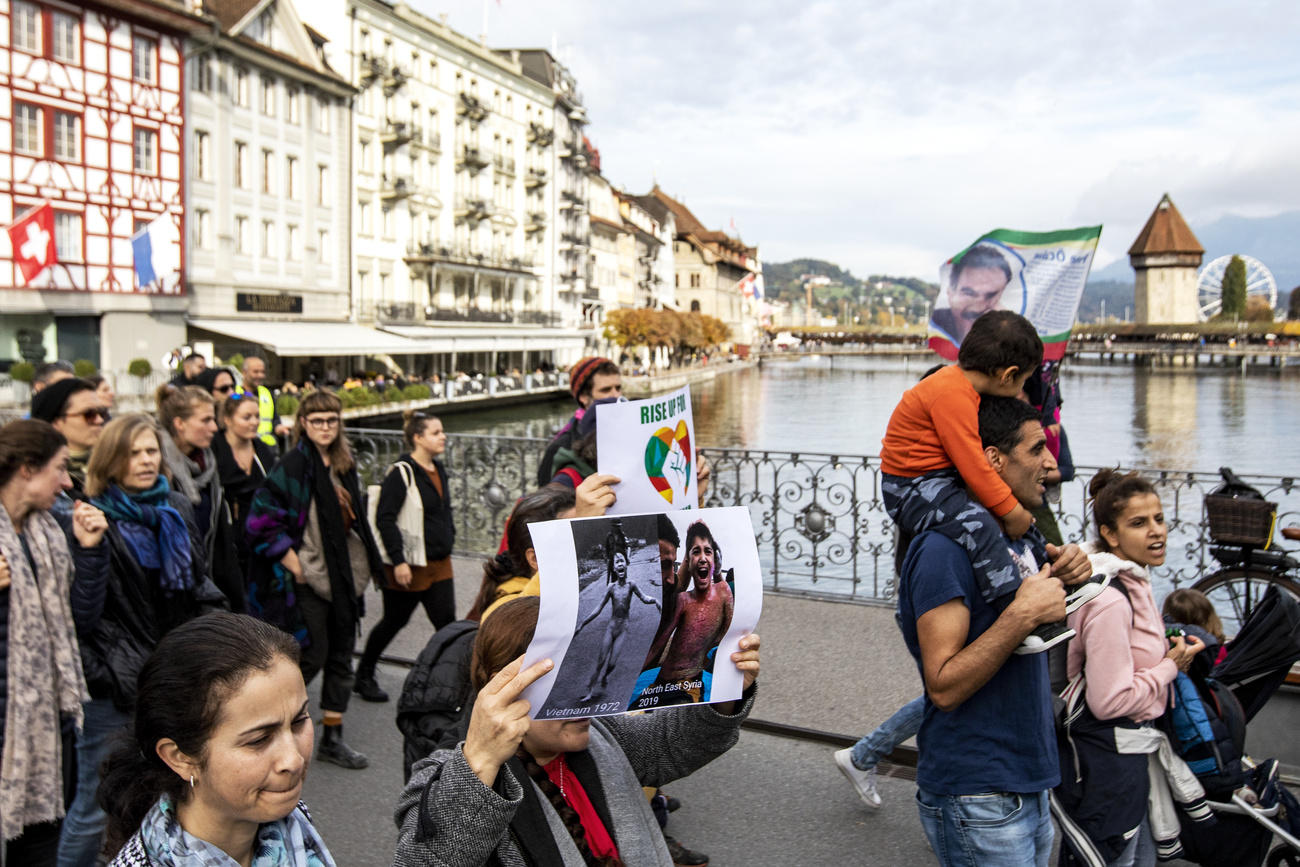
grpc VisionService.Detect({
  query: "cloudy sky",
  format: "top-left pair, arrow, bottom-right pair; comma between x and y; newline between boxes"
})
418,1 -> 1300,280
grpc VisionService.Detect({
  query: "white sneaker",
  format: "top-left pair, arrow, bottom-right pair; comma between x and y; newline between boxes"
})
1064,573 -> 1112,614
834,748 -> 882,809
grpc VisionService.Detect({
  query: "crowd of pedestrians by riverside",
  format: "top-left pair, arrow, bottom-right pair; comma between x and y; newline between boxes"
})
1,310 -> 1293,867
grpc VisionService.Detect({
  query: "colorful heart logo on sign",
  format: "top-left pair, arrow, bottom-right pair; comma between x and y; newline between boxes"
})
644,421 -> 692,504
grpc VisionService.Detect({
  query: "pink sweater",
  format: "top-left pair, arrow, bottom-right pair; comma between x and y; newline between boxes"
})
1067,549 -> 1178,722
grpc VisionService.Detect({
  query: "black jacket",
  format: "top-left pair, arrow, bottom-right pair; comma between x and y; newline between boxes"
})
395,619 -> 478,780
535,414 -> 579,487
375,454 -> 455,573
0,509 -> 108,750
213,434 -> 279,527
74,492 -> 228,711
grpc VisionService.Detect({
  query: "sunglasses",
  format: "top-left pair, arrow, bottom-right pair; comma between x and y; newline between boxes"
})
63,407 -> 110,424
214,384 -> 234,394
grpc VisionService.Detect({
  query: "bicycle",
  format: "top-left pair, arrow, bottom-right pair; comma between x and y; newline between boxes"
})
1192,467 -> 1300,638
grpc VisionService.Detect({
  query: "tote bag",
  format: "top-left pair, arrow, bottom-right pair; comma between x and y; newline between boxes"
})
367,461 -> 427,567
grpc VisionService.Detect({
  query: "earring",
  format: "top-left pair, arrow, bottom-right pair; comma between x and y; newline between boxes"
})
190,775 -> 196,789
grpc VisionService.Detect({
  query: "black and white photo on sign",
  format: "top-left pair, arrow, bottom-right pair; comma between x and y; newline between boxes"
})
522,507 -> 761,720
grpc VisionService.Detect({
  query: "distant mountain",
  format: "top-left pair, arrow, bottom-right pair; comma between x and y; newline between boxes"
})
1083,211 -> 1300,321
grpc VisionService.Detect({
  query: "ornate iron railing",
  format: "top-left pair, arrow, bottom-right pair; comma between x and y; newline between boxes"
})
350,430 -> 1300,605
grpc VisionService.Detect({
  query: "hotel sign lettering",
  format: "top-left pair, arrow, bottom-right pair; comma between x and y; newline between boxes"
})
236,293 -> 303,314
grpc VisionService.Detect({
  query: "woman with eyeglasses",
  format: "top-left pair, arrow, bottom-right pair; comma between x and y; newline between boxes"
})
155,385 -> 245,613
245,390 -> 384,769
59,413 -> 226,867
354,411 -> 455,703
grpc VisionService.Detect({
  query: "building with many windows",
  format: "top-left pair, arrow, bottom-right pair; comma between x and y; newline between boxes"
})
181,0 -> 359,378
296,0 -> 587,376
1,0 -> 206,370
649,185 -> 760,349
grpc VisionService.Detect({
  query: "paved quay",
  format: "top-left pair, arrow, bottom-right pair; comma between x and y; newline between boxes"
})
299,556 -> 1201,866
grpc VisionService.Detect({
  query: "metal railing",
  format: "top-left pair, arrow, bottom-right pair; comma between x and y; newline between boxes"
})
350,430 -> 1300,605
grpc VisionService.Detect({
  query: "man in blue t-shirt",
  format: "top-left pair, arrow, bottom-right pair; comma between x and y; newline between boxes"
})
897,395 -> 1091,867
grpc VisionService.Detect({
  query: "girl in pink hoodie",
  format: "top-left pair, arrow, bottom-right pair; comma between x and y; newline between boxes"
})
1067,469 -> 1204,865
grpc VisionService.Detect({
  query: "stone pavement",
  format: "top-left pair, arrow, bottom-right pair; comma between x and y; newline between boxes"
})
299,556 -> 1204,866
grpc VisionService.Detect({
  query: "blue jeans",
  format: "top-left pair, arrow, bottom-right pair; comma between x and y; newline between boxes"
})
850,696 -> 924,770
917,788 -> 1053,867
58,698 -> 131,867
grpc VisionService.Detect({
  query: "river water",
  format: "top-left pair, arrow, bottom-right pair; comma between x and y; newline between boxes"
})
439,357 -> 1300,476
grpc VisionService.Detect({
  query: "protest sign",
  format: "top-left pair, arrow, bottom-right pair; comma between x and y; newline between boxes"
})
521,507 -> 762,719
596,385 -> 698,514
928,226 -> 1103,361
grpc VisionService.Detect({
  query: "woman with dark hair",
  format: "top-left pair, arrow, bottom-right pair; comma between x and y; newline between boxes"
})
60,413 -> 225,867
355,411 -> 455,703
244,390 -> 384,769
474,485 -> 578,621
99,612 -> 335,866
1055,469 -> 1206,866
155,384 -> 244,612
194,367 -> 237,408
0,420 -> 106,864
394,596 -> 761,866
212,393 -> 278,529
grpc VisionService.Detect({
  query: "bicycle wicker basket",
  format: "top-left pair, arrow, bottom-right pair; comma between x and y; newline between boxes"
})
1204,494 -> 1277,547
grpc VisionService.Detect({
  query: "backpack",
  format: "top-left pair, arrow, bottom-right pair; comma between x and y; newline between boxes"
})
396,620 -> 479,780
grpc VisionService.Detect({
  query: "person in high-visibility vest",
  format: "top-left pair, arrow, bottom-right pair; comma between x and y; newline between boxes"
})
239,355 -> 291,447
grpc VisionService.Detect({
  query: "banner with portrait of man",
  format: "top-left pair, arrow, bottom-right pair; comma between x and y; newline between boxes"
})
928,226 -> 1103,361
520,507 -> 762,720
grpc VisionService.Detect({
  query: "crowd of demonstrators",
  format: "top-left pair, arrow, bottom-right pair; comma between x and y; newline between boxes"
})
355,411 -> 456,704
244,390 -> 384,770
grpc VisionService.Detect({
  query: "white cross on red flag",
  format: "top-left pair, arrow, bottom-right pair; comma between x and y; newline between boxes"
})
6,201 -> 57,286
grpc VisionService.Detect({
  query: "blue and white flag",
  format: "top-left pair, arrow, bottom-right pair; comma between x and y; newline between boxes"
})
131,213 -> 180,290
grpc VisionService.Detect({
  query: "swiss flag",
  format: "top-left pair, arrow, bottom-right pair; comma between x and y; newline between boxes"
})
6,201 -> 57,286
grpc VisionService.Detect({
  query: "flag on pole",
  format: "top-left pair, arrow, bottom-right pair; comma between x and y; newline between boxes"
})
6,201 -> 57,286
131,212 -> 180,290
737,273 -> 757,298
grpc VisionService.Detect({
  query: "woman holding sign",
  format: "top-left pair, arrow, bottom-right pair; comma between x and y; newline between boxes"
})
393,596 -> 761,867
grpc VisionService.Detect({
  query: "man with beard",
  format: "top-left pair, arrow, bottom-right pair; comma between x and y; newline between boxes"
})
645,520 -> 734,704
576,543 -> 660,703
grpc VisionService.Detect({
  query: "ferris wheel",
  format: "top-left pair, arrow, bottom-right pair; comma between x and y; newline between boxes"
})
1196,254 -> 1278,321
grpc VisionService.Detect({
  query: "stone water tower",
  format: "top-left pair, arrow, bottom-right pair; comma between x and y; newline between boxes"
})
1128,193 -> 1204,324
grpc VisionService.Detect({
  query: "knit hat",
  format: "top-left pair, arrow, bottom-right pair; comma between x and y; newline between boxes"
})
569,356 -> 613,405
30,377 -> 94,423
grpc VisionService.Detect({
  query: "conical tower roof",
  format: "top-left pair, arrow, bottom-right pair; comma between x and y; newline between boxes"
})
1128,193 -> 1204,257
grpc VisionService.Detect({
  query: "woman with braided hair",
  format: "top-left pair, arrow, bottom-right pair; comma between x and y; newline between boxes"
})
393,595 -> 761,867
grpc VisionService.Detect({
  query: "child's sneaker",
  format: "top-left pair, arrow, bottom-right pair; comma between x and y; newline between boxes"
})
1064,573 -> 1112,614
833,748 -> 882,808
1015,621 -> 1075,654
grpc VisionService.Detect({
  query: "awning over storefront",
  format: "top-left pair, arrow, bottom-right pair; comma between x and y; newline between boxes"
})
188,319 -> 421,357
381,325 -> 588,355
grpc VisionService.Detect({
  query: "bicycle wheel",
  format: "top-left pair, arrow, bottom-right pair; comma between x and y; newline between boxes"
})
1192,569 -> 1300,639
1266,845 -> 1300,867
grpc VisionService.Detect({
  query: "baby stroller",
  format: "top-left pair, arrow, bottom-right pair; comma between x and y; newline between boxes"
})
1168,584 -> 1300,866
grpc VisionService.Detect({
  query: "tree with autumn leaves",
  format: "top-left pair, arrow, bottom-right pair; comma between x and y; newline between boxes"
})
602,308 -> 731,368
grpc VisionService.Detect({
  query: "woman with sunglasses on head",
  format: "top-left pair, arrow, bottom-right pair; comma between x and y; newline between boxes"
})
59,413 -> 227,867
354,411 -> 455,703
0,420 -> 108,865
155,384 -> 244,614
194,368 -> 238,417
245,390 -> 384,769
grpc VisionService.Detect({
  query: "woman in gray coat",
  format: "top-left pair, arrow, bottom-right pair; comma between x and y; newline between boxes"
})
393,596 -> 761,867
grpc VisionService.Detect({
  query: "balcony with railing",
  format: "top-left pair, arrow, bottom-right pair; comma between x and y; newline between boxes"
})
492,153 -> 516,175
526,121 -> 554,147
374,302 -> 560,328
457,91 -> 488,124
381,119 -> 415,148
524,167 -> 548,188
380,174 -> 413,200
403,241 -> 537,274
559,231 -> 588,249
454,197 -> 492,224
359,52 -> 388,85
457,144 -> 490,172
382,65 -> 408,95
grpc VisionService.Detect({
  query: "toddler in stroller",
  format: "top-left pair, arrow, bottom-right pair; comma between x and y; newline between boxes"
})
1163,586 -> 1300,866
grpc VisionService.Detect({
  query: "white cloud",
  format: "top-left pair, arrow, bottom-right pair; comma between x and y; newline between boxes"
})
416,0 -> 1300,278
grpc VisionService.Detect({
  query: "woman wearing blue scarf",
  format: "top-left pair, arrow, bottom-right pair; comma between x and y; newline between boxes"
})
100,613 -> 336,867
58,414 -> 228,867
